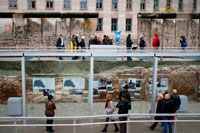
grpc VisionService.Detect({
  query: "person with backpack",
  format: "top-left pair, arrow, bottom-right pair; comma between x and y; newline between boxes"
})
45,95 -> 56,133
152,34 -> 160,50
139,34 -> 146,51
180,35 -> 187,50
101,93 -> 119,132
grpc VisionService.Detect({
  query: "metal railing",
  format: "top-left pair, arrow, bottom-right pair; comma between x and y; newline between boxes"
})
0,113 -> 200,133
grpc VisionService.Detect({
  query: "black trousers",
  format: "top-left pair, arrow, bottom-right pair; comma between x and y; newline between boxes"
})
46,115 -> 53,131
119,117 -> 127,133
103,117 -> 118,130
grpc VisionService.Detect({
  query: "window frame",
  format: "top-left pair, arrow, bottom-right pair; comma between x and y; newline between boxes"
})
126,18 -> 132,31
28,0 -> 36,9
96,0 -> 103,9
80,0 -> 87,9
111,18 -> 118,31
166,0 -> 172,10
153,0 -> 159,10
96,18 -> 103,31
178,0 -> 183,11
112,0 -> 118,10
193,0 -> 197,10
46,0 -> 54,9
64,0 -> 71,9
140,0 -> 146,10
9,0 -> 17,8
126,0 -> 132,10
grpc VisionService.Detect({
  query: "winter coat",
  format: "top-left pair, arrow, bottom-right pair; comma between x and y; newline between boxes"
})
56,37 -> 64,47
180,36 -> 186,47
152,35 -> 160,48
171,94 -> 181,110
105,101 -> 115,115
139,38 -> 146,48
45,100 -> 56,116
155,98 -> 164,120
116,99 -> 131,114
126,36 -> 132,48
80,39 -> 85,49
161,99 -> 176,118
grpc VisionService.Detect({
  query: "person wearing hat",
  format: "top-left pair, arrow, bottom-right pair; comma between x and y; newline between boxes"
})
139,34 -> 146,51
119,85 -> 131,103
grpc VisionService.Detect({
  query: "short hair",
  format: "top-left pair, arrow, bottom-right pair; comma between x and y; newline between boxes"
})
124,85 -> 129,89
60,34 -> 63,37
48,95 -> 53,100
121,93 -> 126,99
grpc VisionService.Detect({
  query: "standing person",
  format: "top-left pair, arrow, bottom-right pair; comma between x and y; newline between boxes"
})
93,36 -> 99,45
161,94 -> 176,133
149,94 -> 164,130
101,93 -> 119,132
171,89 -> 181,124
152,34 -> 160,50
119,85 -> 131,103
116,93 -> 131,133
45,95 -> 56,133
88,35 -> 94,49
71,35 -> 77,60
102,35 -> 107,45
126,34 -> 133,61
56,34 -> 65,60
139,34 -> 146,51
80,36 -> 86,60
180,36 -> 187,50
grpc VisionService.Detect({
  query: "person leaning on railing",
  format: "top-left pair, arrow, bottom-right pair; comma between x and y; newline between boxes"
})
45,95 -> 56,133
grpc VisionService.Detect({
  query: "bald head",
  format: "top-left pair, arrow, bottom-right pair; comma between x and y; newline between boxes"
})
172,89 -> 177,94
165,94 -> 170,100
158,94 -> 163,100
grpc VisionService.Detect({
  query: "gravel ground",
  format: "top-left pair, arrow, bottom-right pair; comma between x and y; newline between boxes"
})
0,100 -> 200,117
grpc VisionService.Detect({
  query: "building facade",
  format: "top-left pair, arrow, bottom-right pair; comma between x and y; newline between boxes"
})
0,0 -> 200,47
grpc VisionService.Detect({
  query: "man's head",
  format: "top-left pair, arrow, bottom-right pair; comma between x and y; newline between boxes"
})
165,94 -> 170,100
172,89 -> 177,94
121,93 -> 126,100
60,34 -> 63,38
158,94 -> 163,100
124,85 -> 129,90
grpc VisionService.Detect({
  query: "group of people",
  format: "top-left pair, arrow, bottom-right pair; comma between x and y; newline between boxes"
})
44,87 -> 181,133
150,89 -> 181,133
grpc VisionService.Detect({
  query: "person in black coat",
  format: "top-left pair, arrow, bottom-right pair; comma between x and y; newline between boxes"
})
56,34 -> 64,60
139,34 -> 146,51
126,34 -> 133,61
80,36 -> 86,60
150,94 -> 164,130
119,85 -> 131,103
161,94 -> 176,133
116,93 -> 131,133
171,89 -> 181,111
180,35 -> 187,50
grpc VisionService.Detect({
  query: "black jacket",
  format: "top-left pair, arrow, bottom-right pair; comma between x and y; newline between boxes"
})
171,94 -> 181,110
126,36 -> 132,48
80,39 -> 85,49
155,99 -> 164,120
56,37 -> 64,47
161,99 -> 176,118
116,99 -> 131,114
139,38 -> 146,47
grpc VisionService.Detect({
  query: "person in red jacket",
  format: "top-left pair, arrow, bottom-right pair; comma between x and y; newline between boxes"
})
152,34 -> 160,50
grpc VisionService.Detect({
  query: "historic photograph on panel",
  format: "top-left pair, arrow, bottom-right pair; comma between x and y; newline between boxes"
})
107,80 -> 114,92
135,80 -> 142,96
33,78 -> 55,97
93,81 -> 99,96
98,78 -> 107,92
128,78 -> 136,90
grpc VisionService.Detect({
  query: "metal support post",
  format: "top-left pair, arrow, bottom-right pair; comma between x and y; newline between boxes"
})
21,56 -> 26,124
73,119 -> 76,133
151,56 -> 158,114
173,115 -> 177,133
14,117 -> 17,133
126,115 -> 130,133
89,54 -> 94,121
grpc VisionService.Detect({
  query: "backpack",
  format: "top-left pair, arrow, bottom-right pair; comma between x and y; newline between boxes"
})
183,41 -> 187,47
156,39 -> 160,47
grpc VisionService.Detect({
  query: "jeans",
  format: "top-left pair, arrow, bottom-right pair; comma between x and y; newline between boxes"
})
162,116 -> 172,133
119,117 -> 127,133
57,46 -> 64,59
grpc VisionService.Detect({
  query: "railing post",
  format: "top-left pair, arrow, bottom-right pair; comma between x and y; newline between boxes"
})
73,119 -> 76,133
14,117 -> 17,133
173,114 -> 177,133
126,114 -> 130,133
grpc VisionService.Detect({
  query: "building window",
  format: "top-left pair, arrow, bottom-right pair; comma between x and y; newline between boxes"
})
96,0 -> 103,9
140,0 -> 146,10
178,0 -> 183,11
46,0 -> 53,8
112,0 -> 118,10
80,0 -> 87,9
166,0 -> 171,10
154,0 -> 159,10
28,0 -> 36,8
64,0 -> 70,9
111,18 -> 118,31
96,18 -> 103,31
126,0 -> 132,10
126,19 -> 132,31
193,0 -> 197,10
9,0 -> 17,8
